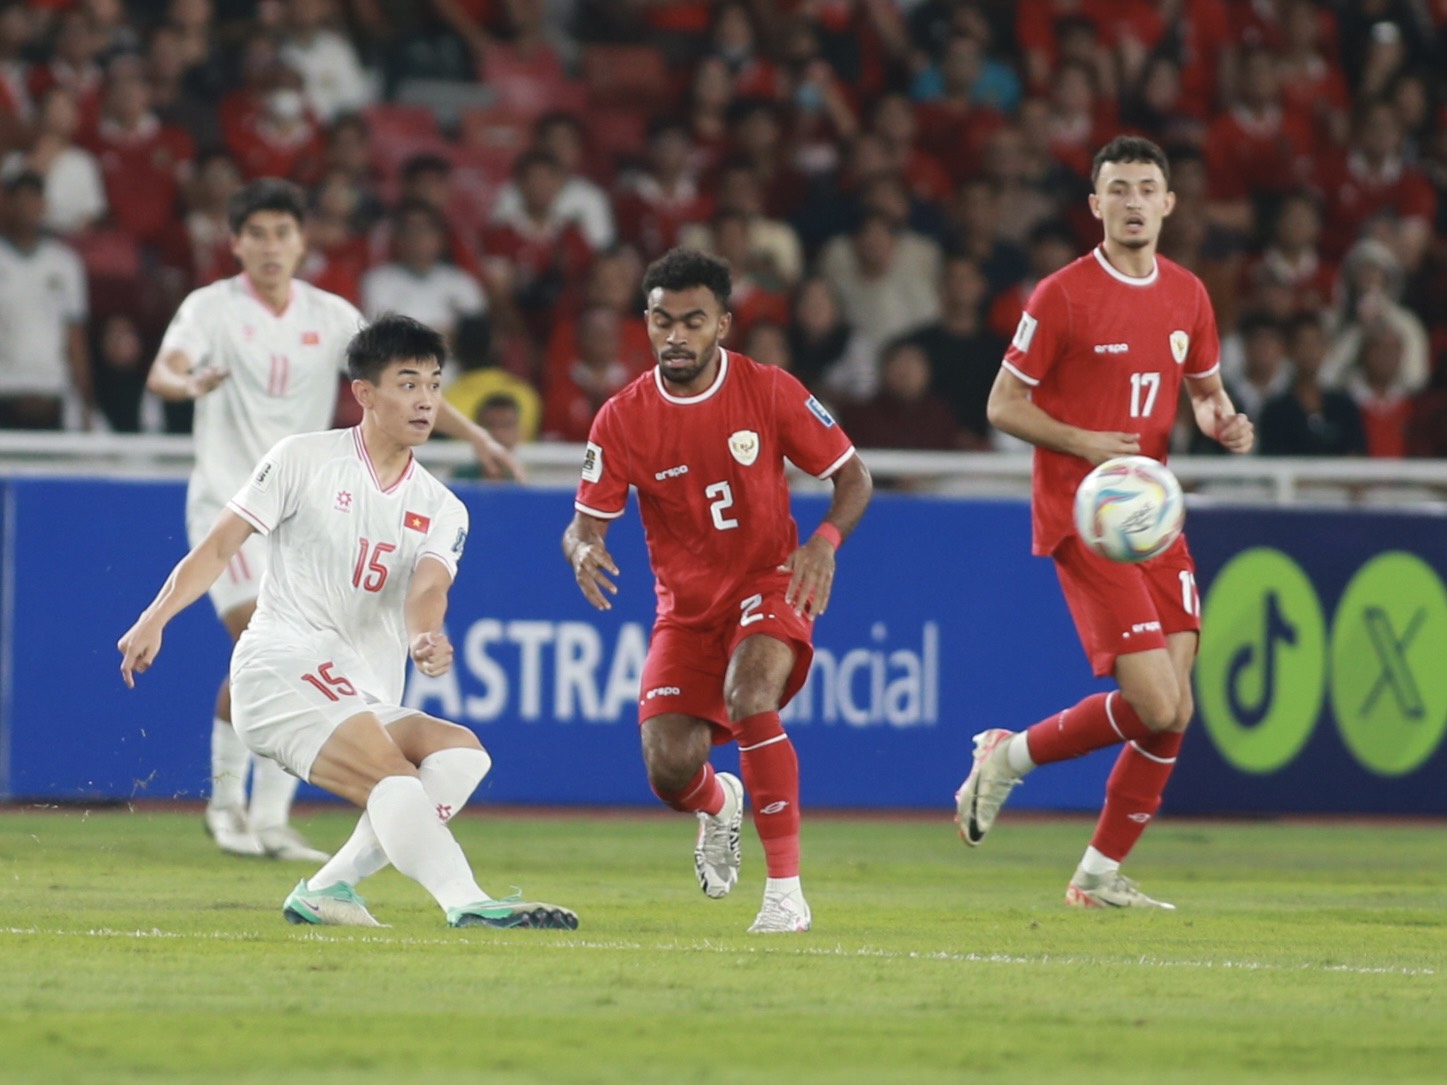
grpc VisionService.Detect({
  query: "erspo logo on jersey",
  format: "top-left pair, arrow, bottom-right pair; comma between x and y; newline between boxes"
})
403,619 -> 940,729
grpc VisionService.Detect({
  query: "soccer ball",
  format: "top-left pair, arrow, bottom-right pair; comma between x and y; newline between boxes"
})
1073,455 -> 1185,563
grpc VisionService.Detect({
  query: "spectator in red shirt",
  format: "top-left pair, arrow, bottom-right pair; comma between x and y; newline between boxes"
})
912,33 -> 1005,184
84,55 -> 195,247
1043,59 -> 1114,182
869,91 -> 952,207
1276,0 -> 1349,150
1347,321 -> 1412,458
224,66 -> 326,185
841,338 -> 962,455
712,207 -> 791,343
1241,189 -> 1334,318
27,8 -> 104,132
1204,45 -> 1315,219
988,220 -> 1077,342
681,54 -> 735,176
613,119 -> 708,261
540,303 -> 631,443
156,148 -> 240,290
1317,98 -> 1437,271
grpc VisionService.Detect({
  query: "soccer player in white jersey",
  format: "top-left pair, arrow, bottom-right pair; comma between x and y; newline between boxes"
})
146,179 -> 520,860
119,314 -> 578,930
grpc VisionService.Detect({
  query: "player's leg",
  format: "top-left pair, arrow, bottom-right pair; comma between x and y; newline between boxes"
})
1066,630 -> 1196,910
956,537 -> 1172,848
724,627 -> 812,933
637,621 -> 746,898
204,599 -> 264,857
308,715 -> 493,889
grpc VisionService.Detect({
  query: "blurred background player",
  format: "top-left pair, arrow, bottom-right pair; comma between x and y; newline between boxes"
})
563,248 -> 872,933
120,314 -> 577,930
146,177 -> 518,860
954,137 -> 1254,909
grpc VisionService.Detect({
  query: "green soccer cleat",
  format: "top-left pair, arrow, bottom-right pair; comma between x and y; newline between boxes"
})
282,879 -> 387,927
447,896 -> 579,930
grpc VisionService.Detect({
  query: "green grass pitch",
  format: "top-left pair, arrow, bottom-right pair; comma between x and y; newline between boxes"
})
1,806 -> 1443,1085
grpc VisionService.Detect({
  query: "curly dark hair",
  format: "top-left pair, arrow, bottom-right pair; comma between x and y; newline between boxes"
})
641,247 -> 733,308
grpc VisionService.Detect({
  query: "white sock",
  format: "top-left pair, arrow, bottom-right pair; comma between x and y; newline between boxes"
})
248,755 -> 300,833
1079,845 -> 1119,877
309,747 -> 492,891
209,718 -> 249,811
1006,732 -> 1037,776
766,875 -> 802,898
365,775 -> 487,911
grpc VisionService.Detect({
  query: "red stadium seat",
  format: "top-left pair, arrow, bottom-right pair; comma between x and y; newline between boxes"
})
580,44 -> 669,110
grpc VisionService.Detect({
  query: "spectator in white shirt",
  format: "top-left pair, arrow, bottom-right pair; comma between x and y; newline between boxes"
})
361,200 -> 487,350
280,0 -> 373,124
1,86 -> 106,236
0,171 -> 93,429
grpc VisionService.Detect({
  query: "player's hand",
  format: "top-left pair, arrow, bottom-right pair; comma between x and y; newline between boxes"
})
783,536 -> 836,618
470,428 -> 526,483
1215,410 -> 1255,454
117,618 -> 164,688
410,631 -> 454,677
185,366 -> 231,399
572,542 -> 619,611
1075,430 -> 1141,465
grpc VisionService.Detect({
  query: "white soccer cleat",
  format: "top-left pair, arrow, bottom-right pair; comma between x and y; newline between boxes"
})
282,879 -> 387,927
953,728 -> 1021,847
256,824 -> 330,863
204,805 -> 265,857
748,886 -> 811,933
695,771 -> 744,899
1065,868 -> 1176,910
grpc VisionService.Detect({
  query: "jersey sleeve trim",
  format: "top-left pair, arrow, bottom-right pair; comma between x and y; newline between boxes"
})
225,500 -> 272,535
1185,362 -> 1221,380
414,550 -> 459,580
1001,359 -> 1040,386
816,446 -> 856,480
575,500 -> 626,520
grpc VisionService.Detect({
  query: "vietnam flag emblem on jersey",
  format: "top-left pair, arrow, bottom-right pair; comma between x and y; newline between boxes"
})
404,511 -> 431,533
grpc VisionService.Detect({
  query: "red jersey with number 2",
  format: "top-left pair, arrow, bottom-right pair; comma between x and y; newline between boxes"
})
1002,247 -> 1221,556
575,350 -> 856,627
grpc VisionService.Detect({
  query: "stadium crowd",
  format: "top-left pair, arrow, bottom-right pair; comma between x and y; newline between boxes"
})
0,0 -> 1444,457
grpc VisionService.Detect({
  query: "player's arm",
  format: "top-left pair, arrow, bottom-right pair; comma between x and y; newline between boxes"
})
117,511 -> 255,687
145,348 -> 231,401
405,556 -> 456,678
66,320 -> 95,422
434,397 -> 525,482
562,512 -> 619,612
986,367 -> 1141,465
1186,371 -> 1254,454
785,452 -> 872,618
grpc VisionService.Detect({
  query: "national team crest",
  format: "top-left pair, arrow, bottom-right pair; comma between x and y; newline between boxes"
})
728,430 -> 760,466
1169,330 -> 1190,364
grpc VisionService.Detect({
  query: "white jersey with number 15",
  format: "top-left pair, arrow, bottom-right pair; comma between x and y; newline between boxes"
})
226,428 -> 469,705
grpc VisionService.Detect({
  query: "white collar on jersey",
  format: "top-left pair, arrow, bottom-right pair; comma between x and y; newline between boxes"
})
653,347 -> 730,405
1092,245 -> 1159,287
351,426 -> 416,494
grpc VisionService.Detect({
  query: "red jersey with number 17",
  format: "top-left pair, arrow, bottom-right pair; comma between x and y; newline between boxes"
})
574,350 -> 856,627
1002,247 -> 1221,556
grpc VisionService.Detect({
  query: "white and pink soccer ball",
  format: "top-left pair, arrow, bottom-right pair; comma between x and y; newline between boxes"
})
1073,455 -> 1185,563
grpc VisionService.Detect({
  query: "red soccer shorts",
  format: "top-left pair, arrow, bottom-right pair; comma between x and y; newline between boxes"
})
1053,533 -> 1201,678
638,574 -> 815,743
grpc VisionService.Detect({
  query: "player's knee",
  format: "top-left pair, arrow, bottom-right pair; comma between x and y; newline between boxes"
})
724,683 -> 780,723
643,755 -> 697,796
1122,685 -> 1179,733
1171,691 -> 1195,733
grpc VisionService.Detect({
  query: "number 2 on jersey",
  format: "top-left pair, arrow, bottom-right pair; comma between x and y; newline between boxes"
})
352,538 -> 396,592
1129,372 -> 1160,418
706,481 -> 739,531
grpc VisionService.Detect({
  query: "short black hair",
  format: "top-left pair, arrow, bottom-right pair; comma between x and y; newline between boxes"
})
1284,312 -> 1326,342
1238,312 -> 1283,341
400,153 -> 452,183
2,169 -> 44,196
346,313 -> 447,383
641,248 -> 732,308
512,148 -> 562,180
227,177 -> 307,233
1091,135 -> 1171,189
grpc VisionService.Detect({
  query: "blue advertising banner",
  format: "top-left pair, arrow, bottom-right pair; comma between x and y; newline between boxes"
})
2,475 -> 1445,814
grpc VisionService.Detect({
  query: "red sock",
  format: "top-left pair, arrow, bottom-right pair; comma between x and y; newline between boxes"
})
1024,691 -> 1153,765
735,711 -> 800,878
652,762 -> 724,815
1089,730 -> 1183,861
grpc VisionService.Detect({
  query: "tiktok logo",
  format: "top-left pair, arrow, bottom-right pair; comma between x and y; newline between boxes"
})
1227,591 -> 1297,728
